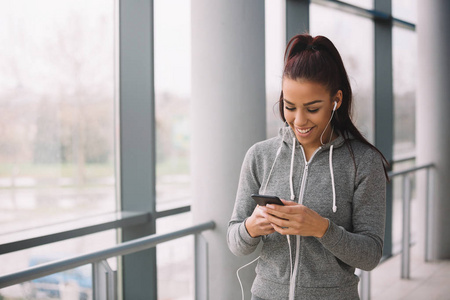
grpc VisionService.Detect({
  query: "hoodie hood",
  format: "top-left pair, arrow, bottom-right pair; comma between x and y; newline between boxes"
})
266,125 -> 351,212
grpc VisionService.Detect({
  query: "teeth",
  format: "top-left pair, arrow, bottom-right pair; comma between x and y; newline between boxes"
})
297,128 -> 312,134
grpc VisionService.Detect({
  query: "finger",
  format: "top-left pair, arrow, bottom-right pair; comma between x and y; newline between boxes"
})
262,211 -> 290,228
264,205 -> 290,220
257,220 -> 276,233
268,203 -> 306,218
280,199 -> 297,206
271,222 -> 290,235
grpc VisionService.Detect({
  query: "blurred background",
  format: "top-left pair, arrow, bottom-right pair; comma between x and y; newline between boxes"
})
0,0 -> 436,299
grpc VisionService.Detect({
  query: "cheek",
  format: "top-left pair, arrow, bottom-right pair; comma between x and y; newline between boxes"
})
314,111 -> 331,127
283,110 -> 295,123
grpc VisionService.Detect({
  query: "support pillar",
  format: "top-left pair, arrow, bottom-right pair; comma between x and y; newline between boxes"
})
191,1 -> 266,299
417,0 -> 450,260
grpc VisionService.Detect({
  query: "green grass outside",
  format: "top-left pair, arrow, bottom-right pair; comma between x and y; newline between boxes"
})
0,157 -> 189,184
156,157 -> 190,176
0,163 -> 115,179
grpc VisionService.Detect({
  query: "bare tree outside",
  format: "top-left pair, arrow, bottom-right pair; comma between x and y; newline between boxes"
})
0,1 -> 116,231
0,1 -> 116,299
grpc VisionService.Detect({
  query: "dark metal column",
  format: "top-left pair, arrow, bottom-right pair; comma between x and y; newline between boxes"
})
286,0 -> 310,42
374,0 -> 394,259
119,0 -> 157,299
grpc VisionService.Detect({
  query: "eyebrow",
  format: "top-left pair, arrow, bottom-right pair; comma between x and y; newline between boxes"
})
283,99 -> 324,106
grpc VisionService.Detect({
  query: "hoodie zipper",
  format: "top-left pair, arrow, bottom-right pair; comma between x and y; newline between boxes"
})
298,146 -> 321,204
289,145 -> 322,300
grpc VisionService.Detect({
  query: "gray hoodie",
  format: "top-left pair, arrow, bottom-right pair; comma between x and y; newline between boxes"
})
227,126 -> 386,300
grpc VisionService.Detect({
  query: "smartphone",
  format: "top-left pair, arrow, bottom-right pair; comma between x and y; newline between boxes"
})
251,194 -> 284,206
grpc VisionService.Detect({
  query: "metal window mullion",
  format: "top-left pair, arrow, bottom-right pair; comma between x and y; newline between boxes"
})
286,0 -> 309,43
93,260 -> 117,300
359,270 -> 371,300
425,167 -> 434,261
401,174 -> 412,279
374,0 -> 394,260
195,233 -> 209,300
119,0 -> 157,299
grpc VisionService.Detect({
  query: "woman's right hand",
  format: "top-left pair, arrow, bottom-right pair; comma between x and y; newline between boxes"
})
245,205 -> 276,238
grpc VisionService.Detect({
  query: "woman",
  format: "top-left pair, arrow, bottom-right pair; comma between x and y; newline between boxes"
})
227,33 -> 388,300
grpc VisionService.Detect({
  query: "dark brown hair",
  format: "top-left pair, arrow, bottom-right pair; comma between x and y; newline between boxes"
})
279,34 -> 389,178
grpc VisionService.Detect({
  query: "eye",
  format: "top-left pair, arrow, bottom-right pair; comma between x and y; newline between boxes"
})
285,106 -> 295,111
308,108 -> 319,113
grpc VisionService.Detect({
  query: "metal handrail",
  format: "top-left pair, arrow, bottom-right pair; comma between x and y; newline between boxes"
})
0,211 -> 151,255
312,0 -> 416,30
388,163 -> 434,178
360,163 -> 434,300
0,206 -> 193,255
0,221 -> 215,289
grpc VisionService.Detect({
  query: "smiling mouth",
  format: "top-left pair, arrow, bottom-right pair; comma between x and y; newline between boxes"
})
296,127 -> 313,134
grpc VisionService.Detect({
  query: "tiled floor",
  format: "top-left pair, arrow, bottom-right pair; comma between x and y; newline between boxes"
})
370,246 -> 450,300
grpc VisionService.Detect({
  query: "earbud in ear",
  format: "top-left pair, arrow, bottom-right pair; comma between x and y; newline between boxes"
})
333,101 -> 337,111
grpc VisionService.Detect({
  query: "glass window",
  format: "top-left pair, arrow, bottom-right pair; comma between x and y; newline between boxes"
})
392,0 -> 417,24
0,230 -> 117,299
265,0 -> 286,138
310,3 -> 375,143
154,0 -> 191,212
156,213 -> 194,300
393,26 -> 416,159
391,26 -> 417,252
154,1 -> 193,299
339,0 -> 373,10
0,0 -> 117,298
0,1 -> 117,231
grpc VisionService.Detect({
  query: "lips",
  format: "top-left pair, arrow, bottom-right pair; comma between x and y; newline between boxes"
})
297,127 -> 312,134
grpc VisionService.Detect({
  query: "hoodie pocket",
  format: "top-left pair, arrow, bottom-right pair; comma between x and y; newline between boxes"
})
257,232 -> 292,284
298,237 -> 357,288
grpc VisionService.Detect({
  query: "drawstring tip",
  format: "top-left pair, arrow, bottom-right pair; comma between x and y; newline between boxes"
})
290,195 -> 295,201
332,206 -> 337,213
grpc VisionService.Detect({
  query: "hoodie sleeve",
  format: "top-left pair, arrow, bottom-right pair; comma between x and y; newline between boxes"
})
227,144 -> 263,256
318,147 -> 386,271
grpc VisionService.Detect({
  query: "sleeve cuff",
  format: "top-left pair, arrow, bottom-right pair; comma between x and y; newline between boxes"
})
317,219 -> 344,249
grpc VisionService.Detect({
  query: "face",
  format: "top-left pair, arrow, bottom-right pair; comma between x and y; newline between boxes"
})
282,78 -> 342,153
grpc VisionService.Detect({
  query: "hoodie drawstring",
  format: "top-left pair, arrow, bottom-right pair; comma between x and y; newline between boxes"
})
289,137 -> 296,201
329,145 -> 337,212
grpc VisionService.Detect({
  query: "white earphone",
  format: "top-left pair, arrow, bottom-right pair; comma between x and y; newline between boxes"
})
320,101 -> 337,145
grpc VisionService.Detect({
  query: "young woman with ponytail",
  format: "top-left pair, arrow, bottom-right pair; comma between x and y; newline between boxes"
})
228,33 -> 389,300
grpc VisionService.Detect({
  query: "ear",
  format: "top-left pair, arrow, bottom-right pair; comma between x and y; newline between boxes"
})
333,90 -> 343,110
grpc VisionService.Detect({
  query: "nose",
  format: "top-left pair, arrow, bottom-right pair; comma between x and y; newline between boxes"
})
293,109 -> 308,127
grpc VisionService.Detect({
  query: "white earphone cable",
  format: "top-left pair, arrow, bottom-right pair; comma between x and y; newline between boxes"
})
237,256 -> 260,300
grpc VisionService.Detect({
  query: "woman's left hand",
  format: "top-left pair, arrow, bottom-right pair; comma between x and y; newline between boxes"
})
259,199 -> 329,238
